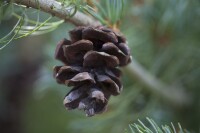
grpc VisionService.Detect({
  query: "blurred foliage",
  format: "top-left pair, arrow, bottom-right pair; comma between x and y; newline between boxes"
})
0,0 -> 200,133
0,1 -> 13,21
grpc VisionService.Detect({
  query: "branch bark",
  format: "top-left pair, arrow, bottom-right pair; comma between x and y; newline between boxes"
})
13,0 -> 100,26
12,0 -> 191,107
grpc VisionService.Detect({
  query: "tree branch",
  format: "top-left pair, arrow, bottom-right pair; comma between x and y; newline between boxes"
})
12,0 -> 191,107
123,59 -> 191,107
13,0 -> 100,26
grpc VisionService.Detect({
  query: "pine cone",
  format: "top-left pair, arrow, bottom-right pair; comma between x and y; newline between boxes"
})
54,26 -> 131,117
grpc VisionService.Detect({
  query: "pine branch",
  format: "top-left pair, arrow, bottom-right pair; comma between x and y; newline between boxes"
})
12,0 -> 100,26
12,0 -> 191,107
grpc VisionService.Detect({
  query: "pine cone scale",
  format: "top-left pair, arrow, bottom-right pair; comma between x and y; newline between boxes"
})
69,26 -> 85,43
82,27 -> 118,43
101,42 -> 129,66
54,66 -> 81,84
65,72 -> 95,86
83,51 -> 119,68
96,75 -> 120,96
55,39 -> 71,64
63,40 -> 93,64
64,86 -> 88,110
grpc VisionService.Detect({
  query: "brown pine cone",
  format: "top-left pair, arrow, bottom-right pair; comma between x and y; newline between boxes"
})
54,26 -> 131,117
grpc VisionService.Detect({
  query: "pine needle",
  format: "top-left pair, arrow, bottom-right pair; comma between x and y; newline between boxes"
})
127,118 -> 189,133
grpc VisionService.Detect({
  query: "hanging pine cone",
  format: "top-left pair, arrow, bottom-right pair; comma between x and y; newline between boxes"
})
53,26 -> 131,117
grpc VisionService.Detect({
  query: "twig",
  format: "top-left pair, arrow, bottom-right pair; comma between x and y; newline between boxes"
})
12,0 -> 191,107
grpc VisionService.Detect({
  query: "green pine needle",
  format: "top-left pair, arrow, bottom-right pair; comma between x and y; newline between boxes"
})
82,0 -> 124,26
0,14 -> 64,50
0,15 -> 23,50
82,5 -> 106,25
127,118 -> 189,133
0,0 -> 76,49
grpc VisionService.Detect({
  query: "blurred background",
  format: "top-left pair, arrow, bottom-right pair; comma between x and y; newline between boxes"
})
0,0 -> 200,133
